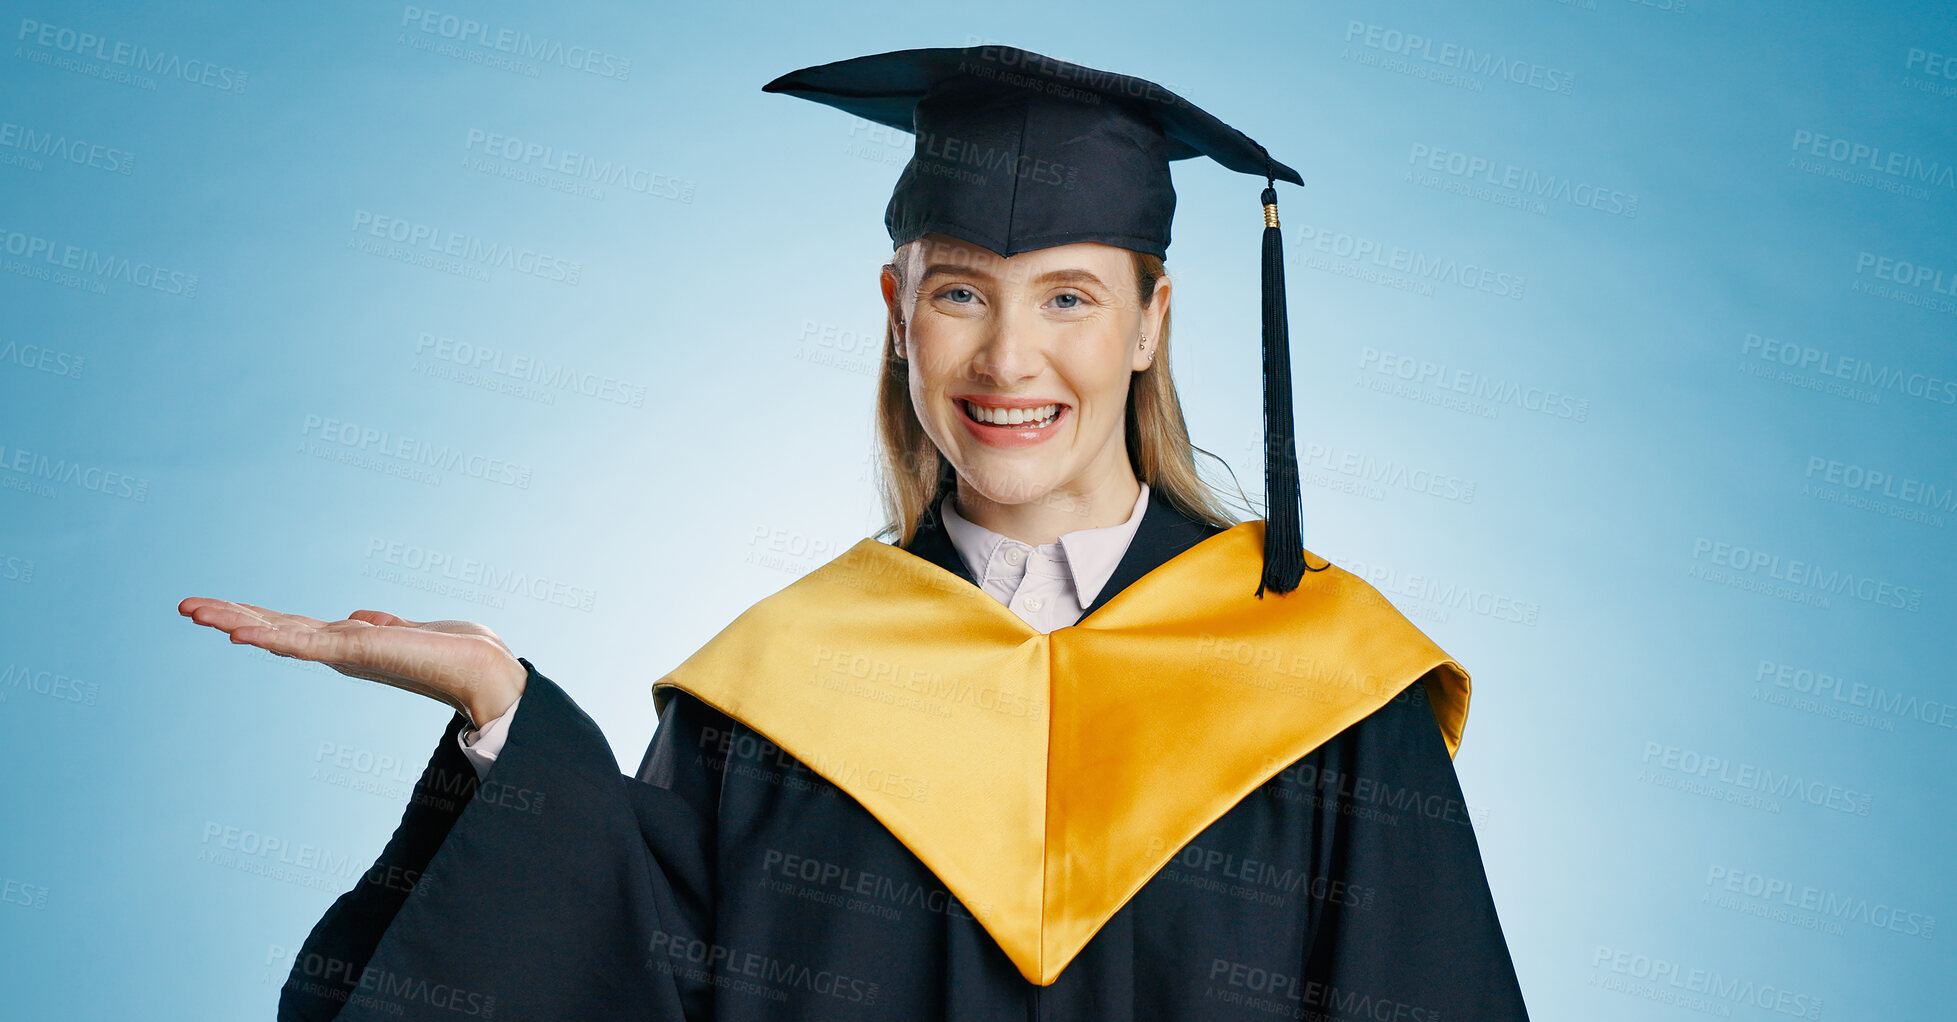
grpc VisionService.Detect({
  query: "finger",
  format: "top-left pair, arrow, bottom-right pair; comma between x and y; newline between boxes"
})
229,623 -> 358,663
315,619 -> 386,640
186,601 -> 283,634
179,596 -> 229,616
421,619 -> 490,631
348,609 -> 420,628
185,600 -> 327,633
229,601 -> 331,628
181,596 -> 258,622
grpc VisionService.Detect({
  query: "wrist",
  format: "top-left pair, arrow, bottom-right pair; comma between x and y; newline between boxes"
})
464,656 -> 527,727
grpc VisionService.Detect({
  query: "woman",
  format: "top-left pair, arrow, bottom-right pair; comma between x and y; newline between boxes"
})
183,45 -> 1529,1021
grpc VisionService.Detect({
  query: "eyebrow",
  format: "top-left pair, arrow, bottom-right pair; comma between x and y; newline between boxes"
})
920,263 -> 1110,290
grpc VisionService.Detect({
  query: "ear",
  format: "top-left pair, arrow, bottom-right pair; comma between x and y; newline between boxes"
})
879,262 -> 907,359
1148,273 -> 1170,340
1133,274 -> 1170,371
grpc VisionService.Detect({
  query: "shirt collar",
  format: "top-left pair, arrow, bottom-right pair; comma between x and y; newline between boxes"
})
939,481 -> 1151,609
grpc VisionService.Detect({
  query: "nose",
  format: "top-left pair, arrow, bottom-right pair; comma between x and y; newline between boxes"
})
969,313 -> 1045,385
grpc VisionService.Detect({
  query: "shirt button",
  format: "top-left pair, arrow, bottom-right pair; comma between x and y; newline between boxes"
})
1025,597 -> 1043,612
1003,547 -> 1025,566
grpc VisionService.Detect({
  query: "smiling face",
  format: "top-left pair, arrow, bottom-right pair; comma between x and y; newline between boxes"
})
881,233 -> 1169,526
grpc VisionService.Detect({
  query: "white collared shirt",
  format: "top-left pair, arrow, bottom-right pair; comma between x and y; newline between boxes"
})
938,481 -> 1150,635
457,482 -> 1151,779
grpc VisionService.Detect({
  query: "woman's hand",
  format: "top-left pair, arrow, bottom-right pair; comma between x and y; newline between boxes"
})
177,598 -> 527,726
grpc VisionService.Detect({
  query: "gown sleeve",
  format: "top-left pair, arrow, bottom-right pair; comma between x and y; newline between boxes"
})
277,657 -> 722,1021
1296,677 -> 1532,1021
456,694 -> 518,780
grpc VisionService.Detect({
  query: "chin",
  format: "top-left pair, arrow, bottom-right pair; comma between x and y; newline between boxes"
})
952,458 -> 1066,507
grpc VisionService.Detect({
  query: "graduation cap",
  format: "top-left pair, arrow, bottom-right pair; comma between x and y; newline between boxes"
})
764,45 -> 1312,596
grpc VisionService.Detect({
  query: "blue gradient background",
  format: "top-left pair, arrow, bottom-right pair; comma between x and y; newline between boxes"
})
3,1 -> 1952,1018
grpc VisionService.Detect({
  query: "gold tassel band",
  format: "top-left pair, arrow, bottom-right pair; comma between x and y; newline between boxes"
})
1262,202 -> 1280,228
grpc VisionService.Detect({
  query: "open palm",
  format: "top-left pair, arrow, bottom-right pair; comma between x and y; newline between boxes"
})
178,598 -> 525,724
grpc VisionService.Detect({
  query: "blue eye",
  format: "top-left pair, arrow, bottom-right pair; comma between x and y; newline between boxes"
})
1052,293 -> 1081,308
940,287 -> 976,303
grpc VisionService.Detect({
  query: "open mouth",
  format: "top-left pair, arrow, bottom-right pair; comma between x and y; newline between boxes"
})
959,399 -> 1064,429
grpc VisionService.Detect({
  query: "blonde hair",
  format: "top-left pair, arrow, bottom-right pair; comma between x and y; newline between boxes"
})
873,243 -> 1245,546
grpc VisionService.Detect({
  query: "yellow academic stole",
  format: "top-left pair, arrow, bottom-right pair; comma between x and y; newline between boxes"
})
654,521 -> 1470,986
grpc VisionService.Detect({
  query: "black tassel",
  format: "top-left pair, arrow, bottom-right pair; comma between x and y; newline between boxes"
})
1256,181 -> 1306,597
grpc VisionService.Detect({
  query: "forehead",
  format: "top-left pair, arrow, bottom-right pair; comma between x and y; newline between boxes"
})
905,234 -> 1132,285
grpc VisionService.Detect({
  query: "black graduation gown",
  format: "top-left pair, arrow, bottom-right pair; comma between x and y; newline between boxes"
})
278,490 -> 1531,1020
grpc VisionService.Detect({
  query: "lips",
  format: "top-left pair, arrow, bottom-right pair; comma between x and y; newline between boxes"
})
959,399 -> 1060,428
953,396 -> 1070,448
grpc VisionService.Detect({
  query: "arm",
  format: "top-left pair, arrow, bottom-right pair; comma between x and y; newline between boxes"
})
279,659 -> 720,1021
1296,678 -> 1531,1021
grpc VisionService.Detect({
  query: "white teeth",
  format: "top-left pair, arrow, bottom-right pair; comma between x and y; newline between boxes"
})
964,401 -> 1059,426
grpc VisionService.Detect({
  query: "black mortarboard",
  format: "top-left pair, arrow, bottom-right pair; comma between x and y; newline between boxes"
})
765,45 -> 1312,596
